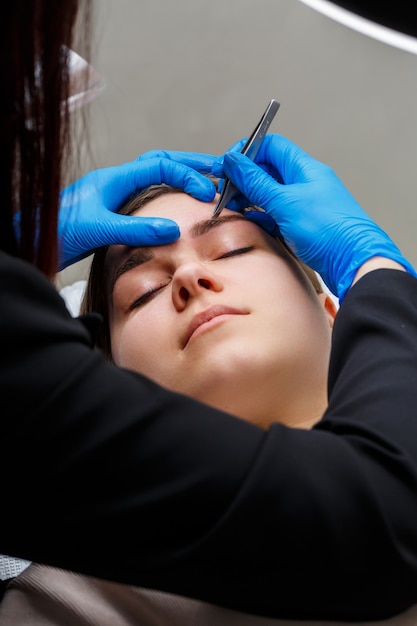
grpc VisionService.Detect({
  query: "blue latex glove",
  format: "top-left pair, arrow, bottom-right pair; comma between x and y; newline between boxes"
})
212,134 -> 416,300
136,149 -> 217,173
58,157 -> 216,270
135,150 -> 229,193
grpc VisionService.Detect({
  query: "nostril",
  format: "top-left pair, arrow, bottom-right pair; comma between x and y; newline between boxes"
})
198,279 -> 210,289
179,286 -> 189,301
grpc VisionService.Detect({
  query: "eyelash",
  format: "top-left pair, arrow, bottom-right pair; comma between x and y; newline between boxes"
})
130,282 -> 168,310
218,245 -> 254,259
130,246 -> 254,309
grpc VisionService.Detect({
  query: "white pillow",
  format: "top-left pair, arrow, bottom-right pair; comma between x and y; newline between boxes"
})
60,280 -> 87,317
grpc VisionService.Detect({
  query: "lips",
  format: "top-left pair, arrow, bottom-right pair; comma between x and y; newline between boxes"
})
183,305 -> 247,348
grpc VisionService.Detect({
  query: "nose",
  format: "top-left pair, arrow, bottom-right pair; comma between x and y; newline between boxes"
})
172,261 -> 223,311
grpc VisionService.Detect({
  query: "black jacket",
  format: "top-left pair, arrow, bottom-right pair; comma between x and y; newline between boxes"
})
2,250 -> 417,621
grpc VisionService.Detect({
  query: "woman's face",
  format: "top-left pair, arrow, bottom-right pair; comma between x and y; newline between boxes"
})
106,192 -> 336,428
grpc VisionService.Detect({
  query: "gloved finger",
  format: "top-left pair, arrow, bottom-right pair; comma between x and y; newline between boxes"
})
212,136 -> 287,185
242,210 -> 281,237
82,214 -> 180,250
58,213 -> 181,271
252,158 -> 285,184
215,189 -> 253,213
214,155 -> 284,186
212,138 -> 247,177
136,150 -> 217,173
221,152 -> 288,214
253,134 -> 325,185
101,159 -> 217,212
214,135 -> 305,184
214,187 -> 282,235
210,194 -> 245,214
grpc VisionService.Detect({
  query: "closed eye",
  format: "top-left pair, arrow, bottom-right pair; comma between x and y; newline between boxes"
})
128,247 -> 254,309
218,246 -> 254,259
129,282 -> 168,310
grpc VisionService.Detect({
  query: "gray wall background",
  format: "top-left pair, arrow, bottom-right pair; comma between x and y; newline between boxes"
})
58,0 -> 417,288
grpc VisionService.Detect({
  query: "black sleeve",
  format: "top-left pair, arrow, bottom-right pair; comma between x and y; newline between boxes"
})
2,251 -> 417,622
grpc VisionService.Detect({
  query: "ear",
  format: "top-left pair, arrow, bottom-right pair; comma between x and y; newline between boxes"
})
317,293 -> 338,329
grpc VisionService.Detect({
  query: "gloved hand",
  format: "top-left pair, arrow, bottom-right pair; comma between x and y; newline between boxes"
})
58,157 -> 216,270
136,149 -> 217,173
136,150 -> 229,192
212,134 -> 416,300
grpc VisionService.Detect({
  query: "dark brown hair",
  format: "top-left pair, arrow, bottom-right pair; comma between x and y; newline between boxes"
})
1,1 -> 92,277
81,182 -> 323,360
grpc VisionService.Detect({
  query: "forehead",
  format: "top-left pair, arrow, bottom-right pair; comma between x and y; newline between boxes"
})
121,191 -> 276,248
131,191 -> 239,231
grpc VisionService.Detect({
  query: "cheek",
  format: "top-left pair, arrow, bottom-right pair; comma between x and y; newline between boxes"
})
249,257 -> 301,303
254,260 -> 330,339
110,308 -> 168,371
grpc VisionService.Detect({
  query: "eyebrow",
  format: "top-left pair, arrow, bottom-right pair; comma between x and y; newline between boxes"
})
191,213 -> 247,237
110,213 -> 248,292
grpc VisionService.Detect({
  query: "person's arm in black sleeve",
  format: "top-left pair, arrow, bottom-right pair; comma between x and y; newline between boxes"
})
176,268 -> 417,622
2,252 -> 417,622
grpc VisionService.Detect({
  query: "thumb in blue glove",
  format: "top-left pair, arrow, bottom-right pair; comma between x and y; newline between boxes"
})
213,134 -> 416,301
58,157 -> 216,270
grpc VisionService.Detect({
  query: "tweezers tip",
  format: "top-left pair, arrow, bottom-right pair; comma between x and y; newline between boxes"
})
212,203 -> 222,217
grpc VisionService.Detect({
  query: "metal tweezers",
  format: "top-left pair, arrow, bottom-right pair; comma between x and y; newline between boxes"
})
212,99 -> 280,217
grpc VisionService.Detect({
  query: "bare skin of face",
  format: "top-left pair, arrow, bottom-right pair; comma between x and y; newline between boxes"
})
106,193 -> 337,429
